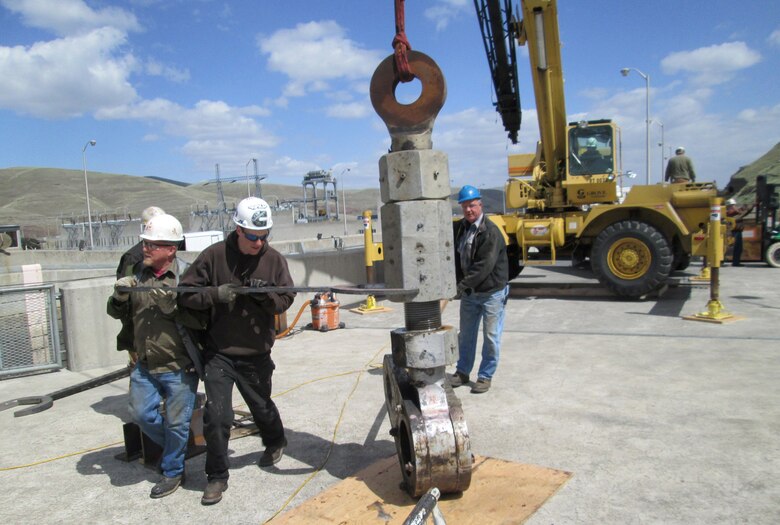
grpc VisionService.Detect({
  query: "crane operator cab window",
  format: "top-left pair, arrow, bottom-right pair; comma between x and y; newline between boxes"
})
568,125 -> 615,177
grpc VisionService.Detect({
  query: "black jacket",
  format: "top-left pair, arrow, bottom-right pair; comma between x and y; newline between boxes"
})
178,231 -> 295,358
453,216 -> 508,294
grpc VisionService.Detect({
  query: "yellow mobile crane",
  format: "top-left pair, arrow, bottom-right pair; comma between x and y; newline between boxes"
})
475,0 -> 720,297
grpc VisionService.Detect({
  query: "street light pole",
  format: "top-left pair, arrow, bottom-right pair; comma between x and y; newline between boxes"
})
245,158 -> 254,198
82,140 -> 97,249
652,119 -> 664,183
620,67 -> 651,185
340,168 -> 351,235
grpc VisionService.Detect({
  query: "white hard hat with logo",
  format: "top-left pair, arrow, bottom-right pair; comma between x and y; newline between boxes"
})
233,197 -> 273,230
140,214 -> 184,242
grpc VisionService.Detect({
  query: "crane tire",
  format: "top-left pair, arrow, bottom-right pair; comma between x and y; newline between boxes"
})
591,220 -> 673,298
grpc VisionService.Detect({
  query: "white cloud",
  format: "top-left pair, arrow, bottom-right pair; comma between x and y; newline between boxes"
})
0,27 -> 137,117
326,102 -> 371,119
144,58 -> 190,83
257,20 -> 383,99
434,107 -> 529,186
424,0 -> 470,31
0,0 -> 140,36
769,28 -> 780,47
96,98 -> 278,171
661,42 -> 761,85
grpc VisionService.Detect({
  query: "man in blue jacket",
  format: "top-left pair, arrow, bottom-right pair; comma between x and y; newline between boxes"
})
449,185 -> 509,394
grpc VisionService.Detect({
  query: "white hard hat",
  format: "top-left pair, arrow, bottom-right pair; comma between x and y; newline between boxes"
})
586,137 -> 598,148
676,146 -> 685,154
233,197 -> 273,230
141,206 -> 165,226
725,198 -> 737,206
140,214 -> 184,242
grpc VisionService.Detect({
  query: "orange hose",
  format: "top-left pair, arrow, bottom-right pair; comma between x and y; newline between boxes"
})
276,299 -> 311,339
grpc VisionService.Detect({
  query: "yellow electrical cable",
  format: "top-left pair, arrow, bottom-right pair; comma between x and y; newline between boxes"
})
262,345 -> 386,523
0,350 -> 387,479
0,440 -> 123,471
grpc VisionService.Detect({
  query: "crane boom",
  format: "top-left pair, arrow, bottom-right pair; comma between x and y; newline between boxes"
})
517,0 -> 567,184
473,0 -> 522,143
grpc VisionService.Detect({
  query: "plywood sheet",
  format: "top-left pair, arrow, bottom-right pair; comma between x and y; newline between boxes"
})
274,455 -> 572,524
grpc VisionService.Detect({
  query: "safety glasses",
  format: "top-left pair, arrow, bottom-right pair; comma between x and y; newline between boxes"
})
142,240 -> 174,250
242,229 -> 269,242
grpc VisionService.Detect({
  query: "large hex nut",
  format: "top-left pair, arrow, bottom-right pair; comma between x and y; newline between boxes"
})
381,200 -> 456,303
379,150 -> 451,203
391,325 -> 457,369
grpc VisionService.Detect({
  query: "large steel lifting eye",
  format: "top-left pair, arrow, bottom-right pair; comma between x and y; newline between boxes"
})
370,51 -> 446,135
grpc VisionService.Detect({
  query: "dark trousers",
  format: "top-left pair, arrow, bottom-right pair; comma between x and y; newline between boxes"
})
203,352 -> 285,480
733,231 -> 743,265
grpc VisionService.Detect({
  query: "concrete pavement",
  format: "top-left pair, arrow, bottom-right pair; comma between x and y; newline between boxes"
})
0,261 -> 778,524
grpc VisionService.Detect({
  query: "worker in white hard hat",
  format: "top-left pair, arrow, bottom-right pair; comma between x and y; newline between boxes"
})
107,213 -> 203,499
178,196 -> 295,506
665,146 -> 696,183
580,136 -> 610,174
115,206 -> 167,362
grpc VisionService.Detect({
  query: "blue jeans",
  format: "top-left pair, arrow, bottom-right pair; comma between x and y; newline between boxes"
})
457,285 -> 509,381
129,363 -> 198,477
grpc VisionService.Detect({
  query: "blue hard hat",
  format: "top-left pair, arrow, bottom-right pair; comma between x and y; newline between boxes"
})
458,185 -> 481,203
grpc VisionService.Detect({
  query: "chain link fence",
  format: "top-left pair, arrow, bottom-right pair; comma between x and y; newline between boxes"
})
0,284 -> 62,378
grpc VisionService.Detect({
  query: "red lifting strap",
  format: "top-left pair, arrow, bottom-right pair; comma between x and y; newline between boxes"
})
392,0 -> 414,82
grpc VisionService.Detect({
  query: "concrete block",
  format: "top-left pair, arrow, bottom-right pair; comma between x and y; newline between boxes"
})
381,200 -> 456,302
379,150 -> 451,203
391,325 -> 457,368
60,277 -> 127,371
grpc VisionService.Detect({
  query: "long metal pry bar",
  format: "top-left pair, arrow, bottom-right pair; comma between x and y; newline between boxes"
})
370,50 -> 472,496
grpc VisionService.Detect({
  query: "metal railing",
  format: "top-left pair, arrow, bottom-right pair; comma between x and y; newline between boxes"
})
0,284 -> 62,378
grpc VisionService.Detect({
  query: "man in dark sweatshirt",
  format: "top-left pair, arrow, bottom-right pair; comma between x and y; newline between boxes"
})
178,197 -> 295,505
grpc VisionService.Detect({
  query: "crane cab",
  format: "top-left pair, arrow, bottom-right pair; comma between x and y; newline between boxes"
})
563,119 -> 619,206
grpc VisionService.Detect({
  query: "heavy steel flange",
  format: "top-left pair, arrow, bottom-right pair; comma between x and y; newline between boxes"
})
383,356 -> 471,496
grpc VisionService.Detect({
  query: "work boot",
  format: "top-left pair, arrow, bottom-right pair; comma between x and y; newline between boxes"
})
471,378 -> 491,394
201,479 -> 228,505
448,371 -> 469,388
258,437 -> 288,467
150,474 -> 183,499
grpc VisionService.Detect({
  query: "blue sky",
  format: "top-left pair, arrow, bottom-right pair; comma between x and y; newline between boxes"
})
1,0 -> 778,191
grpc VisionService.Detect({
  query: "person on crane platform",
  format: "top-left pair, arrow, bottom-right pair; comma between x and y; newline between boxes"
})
449,185 -> 509,394
178,197 -> 295,505
107,213 -> 203,499
665,146 -> 697,183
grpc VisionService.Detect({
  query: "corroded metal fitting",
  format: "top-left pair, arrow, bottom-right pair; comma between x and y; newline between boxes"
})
370,51 -> 447,151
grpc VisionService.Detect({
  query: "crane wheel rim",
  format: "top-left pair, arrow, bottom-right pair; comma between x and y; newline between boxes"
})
607,238 -> 651,280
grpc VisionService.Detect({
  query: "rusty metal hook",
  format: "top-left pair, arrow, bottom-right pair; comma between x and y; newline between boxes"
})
370,50 -> 447,151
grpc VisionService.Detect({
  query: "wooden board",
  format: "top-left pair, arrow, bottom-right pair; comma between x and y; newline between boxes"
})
273,455 -> 572,524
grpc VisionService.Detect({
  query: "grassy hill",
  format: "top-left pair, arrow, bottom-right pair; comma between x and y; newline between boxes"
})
9,143 -> 775,241
0,167 -> 386,238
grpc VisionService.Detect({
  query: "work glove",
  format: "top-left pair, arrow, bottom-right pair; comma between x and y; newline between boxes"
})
113,276 -> 137,302
249,278 -> 268,288
249,279 -> 276,310
216,283 -> 240,304
454,282 -> 471,300
150,287 -> 177,315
